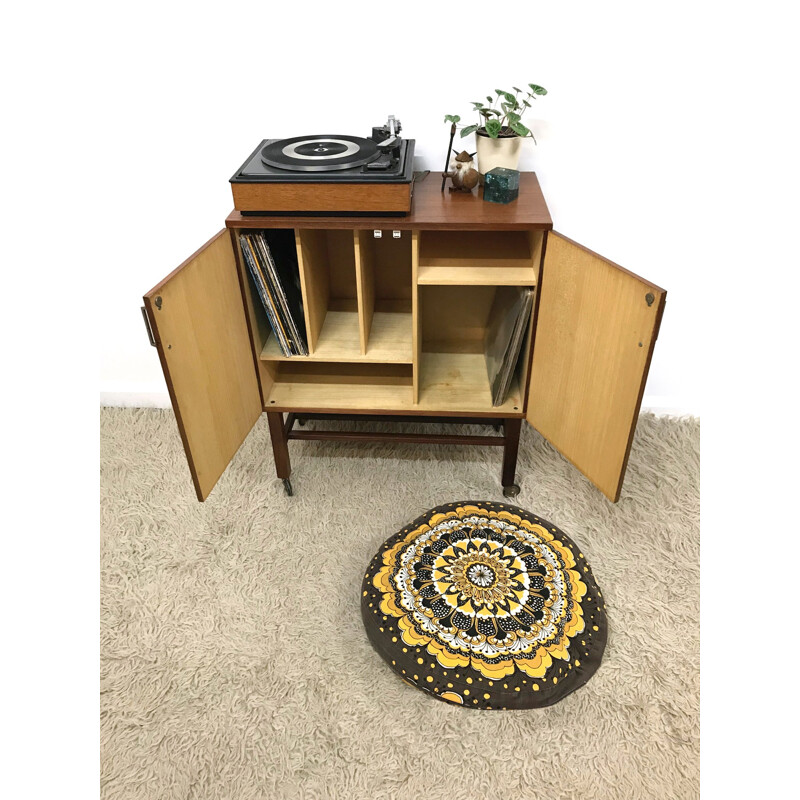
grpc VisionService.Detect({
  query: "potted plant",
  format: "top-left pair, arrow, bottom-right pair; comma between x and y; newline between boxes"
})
445,84 -> 548,176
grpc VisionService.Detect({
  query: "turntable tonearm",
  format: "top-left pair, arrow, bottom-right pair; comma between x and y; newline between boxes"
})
230,116 -> 416,216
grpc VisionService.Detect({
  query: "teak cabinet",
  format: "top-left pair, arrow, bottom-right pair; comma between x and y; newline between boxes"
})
142,174 -> 665,503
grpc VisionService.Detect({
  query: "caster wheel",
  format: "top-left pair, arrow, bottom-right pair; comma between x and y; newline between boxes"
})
493,424 -> 501,432
503,483 -> 520,498
297,417 -> 306,426
283,478 -> 294,497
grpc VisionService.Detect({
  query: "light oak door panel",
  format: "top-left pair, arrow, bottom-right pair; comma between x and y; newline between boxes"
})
143,231 -> 262,501
527,232 -> 666,502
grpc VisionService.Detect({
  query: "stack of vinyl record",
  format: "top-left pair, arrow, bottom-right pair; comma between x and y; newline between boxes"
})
240,231 -> 308,356
484,287 -> 534,406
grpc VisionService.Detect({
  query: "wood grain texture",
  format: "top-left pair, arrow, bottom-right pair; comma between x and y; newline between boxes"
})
325,230 -> 358,300
418,352 -> 522,414
529,229 -> 544,272
420,285 -> 498,349
416,230 -> 536,285
366,310 -> 413,362
355,230 -> 374,354
272,362 -> 411,383
501,417 -> 523,487
417,265 -> 536,286
296,229 -> 330,352
520,230 -> 549,415
143,231 -> 262,500
527,232 -> 666,501
266,411 -> 291,479
411,231 -> 421,404
419,230 -> 531,266
231,181 -> 411,213
293,231 -> 315,356
261,361 -> 521,418
226,173 -> 553,231
368,232 -> 413,300
265,363 -> 413,411
259,309 -> 412,363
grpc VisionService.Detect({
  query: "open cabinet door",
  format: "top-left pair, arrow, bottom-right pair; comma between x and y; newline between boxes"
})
143,231 -> 262,501
527,232 -> 666,502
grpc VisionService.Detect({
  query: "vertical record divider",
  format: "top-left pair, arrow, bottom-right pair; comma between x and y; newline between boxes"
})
294,229 -> 324,356
411,230 -> 420,404
354,230 -> 374,356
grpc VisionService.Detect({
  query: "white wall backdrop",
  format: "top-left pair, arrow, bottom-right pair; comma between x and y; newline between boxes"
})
97,0 -> 713,414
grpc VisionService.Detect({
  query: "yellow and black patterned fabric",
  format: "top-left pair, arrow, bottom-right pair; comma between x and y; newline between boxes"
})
361,502 -> 607,709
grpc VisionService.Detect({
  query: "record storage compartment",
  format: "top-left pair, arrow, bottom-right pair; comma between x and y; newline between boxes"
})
417,285 -> 528,414
235,225 -> 537,414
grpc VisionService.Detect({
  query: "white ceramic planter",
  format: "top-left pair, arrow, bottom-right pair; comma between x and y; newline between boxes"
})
475,132 -> 523,175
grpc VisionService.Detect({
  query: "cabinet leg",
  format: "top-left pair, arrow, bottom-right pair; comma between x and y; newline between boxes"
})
502,418 -> 522,496
267,411 -> 291,480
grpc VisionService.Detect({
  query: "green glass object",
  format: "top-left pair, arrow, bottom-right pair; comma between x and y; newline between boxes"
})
483,167 -> 520,204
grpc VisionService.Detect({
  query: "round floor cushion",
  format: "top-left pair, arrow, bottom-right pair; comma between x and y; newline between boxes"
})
361,502 -> 607,709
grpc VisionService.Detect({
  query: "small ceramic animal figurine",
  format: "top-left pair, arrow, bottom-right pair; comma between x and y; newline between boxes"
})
444,150 -> 479,193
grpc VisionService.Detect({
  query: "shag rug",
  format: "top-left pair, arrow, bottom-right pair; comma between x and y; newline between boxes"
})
100,409 -> 700,800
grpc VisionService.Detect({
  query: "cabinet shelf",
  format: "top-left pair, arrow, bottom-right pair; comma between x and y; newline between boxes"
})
417,352 -> 523,414
419,230 -> 531,266
260,308 -> 412,363
265,363 -> 413,411
417,265 -> 537,286
417,230 -> 537,286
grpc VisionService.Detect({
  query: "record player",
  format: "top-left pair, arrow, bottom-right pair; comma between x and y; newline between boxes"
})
230,116 -> 415,216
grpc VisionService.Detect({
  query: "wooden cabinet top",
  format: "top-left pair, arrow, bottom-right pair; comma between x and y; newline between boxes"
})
225,172 -> 553,231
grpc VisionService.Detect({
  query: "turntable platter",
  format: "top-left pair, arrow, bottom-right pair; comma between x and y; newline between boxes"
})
261,135 -> 379,172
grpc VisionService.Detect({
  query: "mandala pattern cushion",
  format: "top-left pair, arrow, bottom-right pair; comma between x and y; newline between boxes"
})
361,502 -> 607,709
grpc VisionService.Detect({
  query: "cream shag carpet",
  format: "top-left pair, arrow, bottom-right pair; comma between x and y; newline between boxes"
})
100,409 -> 699,800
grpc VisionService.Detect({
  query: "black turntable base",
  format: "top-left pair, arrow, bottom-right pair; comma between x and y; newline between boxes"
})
229,120 -> 415,216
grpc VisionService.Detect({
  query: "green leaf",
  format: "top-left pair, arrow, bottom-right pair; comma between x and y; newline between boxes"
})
507,112 -> 521,124
512,86 -> 522,93
502,91 -> 516,104
495,88 -> 504,95
485,119 -> 502,138
528,84 -> 548,96
444,114 -> 461,124
460,124 -> 479,138
484,109 -> 501,116
510,121 -> 530,136
471,101 -> 485,109
486,95 -> 493,103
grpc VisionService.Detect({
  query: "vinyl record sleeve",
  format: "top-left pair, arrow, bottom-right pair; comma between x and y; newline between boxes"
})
484,287 -> 534,406
252,234 -> 306,356
261,230 -> 308,354
240,235 -> 292,356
